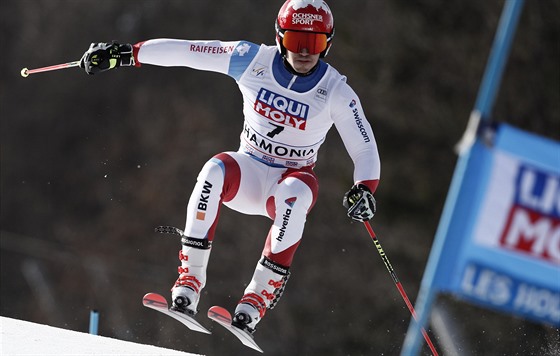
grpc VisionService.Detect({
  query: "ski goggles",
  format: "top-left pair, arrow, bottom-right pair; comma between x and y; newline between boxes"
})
280,31 -> 329,55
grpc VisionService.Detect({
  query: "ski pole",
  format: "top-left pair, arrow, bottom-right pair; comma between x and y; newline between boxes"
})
363,221 -> 439,356
20,60 -> 81,78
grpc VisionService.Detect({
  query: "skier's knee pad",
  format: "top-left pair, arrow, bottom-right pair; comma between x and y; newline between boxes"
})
275,176 -> 315,214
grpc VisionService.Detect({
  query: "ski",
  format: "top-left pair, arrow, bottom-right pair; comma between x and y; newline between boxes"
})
142,292 -> 211,334
208,306 -> 264,353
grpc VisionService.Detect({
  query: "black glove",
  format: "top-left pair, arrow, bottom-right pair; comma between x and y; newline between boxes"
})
343,184 -> 376,222
79,41 -> 134,75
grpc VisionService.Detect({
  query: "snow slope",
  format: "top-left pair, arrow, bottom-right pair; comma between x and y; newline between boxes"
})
0,317 -> 202,356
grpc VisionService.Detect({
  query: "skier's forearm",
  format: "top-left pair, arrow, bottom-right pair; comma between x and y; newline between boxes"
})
352,149 -> 381,191
133,38 -> 239,74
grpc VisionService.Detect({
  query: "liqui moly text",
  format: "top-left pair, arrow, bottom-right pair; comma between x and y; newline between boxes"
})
500,165 -> 560,264
254,88 -> 309,130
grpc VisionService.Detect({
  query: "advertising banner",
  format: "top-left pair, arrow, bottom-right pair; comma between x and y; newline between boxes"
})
442,124 -> 559,326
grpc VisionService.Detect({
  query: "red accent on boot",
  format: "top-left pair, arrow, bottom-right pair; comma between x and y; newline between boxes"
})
268,279 -> 284,289
173,248 -> 201,292
239,293 -> 268,318
174,275 -> 202,293
179,250 -> 189,262
261,290 -> 275,301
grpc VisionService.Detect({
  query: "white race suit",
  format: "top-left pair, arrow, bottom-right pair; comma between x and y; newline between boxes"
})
133,39 -> 380,269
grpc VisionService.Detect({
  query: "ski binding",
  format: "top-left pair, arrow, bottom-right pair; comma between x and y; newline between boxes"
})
142,292 -> 211,334
208,305 -> 264,353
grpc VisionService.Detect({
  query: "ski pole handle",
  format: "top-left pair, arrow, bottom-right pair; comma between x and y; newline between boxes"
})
20,60 -> 81,78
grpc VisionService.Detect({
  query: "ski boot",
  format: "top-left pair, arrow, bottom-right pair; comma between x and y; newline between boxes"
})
233,257 -> 290,333
171,236 -> 212,316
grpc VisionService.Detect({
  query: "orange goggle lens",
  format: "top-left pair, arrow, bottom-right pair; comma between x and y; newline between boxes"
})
282,31 -> 328,55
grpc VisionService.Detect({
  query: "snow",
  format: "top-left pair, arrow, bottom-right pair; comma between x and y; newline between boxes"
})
0,317 -> 202,356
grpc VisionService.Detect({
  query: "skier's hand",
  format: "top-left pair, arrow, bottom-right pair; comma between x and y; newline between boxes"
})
343,183 -> 376,222
79,41 -> 134,75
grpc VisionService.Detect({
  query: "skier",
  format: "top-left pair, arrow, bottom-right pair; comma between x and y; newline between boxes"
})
80,0 -> 379,334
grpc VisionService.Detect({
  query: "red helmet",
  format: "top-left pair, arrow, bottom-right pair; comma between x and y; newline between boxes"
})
275,0 -> 335,58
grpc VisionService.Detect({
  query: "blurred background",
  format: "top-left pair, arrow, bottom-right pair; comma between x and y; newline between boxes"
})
1,0 -> 558,355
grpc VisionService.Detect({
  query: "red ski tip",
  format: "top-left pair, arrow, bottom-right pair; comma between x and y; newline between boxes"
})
142,292 -> 168,309
208,306 -> 233,324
